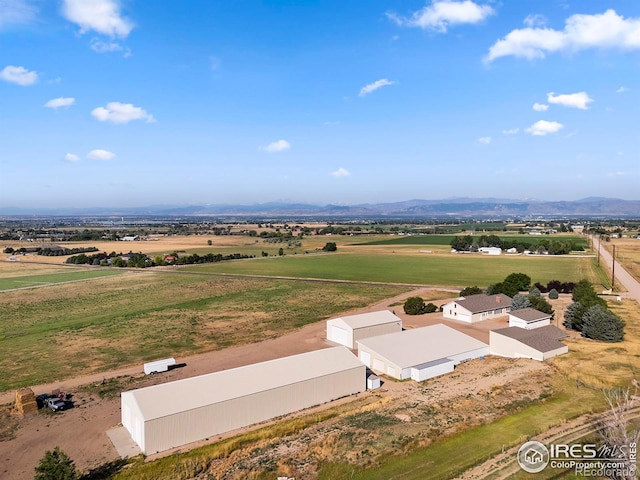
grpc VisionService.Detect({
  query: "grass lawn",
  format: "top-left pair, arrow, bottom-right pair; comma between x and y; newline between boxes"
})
0,271 -> 407,391
317,377 -> 606,480
184,253 -> 599,287
0,269 -> 124,291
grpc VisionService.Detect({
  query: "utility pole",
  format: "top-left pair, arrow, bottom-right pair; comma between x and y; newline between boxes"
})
611,245 -> 616,291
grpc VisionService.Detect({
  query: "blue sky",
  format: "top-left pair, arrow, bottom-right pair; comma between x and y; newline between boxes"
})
1,0 -> 639,208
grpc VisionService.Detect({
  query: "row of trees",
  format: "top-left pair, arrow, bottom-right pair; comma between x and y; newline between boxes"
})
66,251 -> 253,267
563,280 -> 625,342
450,235 -> 583,255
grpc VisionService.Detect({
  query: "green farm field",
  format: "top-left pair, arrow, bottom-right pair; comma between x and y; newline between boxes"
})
0,270 -> 406,391
184,253 -> 600,287
0,269 -> 124,291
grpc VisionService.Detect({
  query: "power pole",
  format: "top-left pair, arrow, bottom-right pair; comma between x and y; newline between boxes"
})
611,245 -> 616,291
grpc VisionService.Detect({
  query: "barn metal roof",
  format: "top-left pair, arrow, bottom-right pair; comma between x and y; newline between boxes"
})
329,310 -> 402,330
356,324 -> 488,369
122,346 -> 363,421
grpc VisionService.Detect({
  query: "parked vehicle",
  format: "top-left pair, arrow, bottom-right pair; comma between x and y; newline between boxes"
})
44,397 -> 66,411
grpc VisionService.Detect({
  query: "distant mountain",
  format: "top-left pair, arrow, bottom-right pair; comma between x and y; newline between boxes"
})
1,197 -> 639,218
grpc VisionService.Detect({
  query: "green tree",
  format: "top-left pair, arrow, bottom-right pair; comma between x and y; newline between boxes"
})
581,305 -> 625,342
278,247 -> 284,256
503,272 -> 531,292
460,286 -> 482,296
34,447 -> 78,480
548,288 -> 559,300
528,295 -> 554,319
322,242 -> 337,252
424,302 -> 438,313
511,293 -> 531,310
403,296 -> 426,315
207,239 -> 212,246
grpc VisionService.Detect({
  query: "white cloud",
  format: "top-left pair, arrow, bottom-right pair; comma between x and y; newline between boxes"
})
44,97 -> 75,109
533,102 -> 549,112
90,38 -> 127,54
91,102 -> 155,124
0,0 -> 38,28
62,0 -> 134,37
616,86 -> 629,93
485,9 -> 640,62
526,120 -> 564,136
523,14 -> 547,28
502,128 -> 519,135
0,65 -> 37,85
359,78 -> 395,97
64,153 -> 80,162
87,149 -> 115,160
262,139 -> 291,153
478,136 -> 491,144
547,91 -> 593,109
387,0 -> 494,33
331,167 -> 350,177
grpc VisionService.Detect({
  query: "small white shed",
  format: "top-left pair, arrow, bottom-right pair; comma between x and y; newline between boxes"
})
326,310 -> 402,349
508,308 -> 551,330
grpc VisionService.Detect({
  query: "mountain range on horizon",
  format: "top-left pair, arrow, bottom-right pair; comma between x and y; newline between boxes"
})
1,197 -> 639,218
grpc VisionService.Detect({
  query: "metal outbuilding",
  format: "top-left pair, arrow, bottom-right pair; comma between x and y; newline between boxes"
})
490,325 -> 568,361
356,324 -> 489,381
121,346 -> 365,455
326,310 -> 402,349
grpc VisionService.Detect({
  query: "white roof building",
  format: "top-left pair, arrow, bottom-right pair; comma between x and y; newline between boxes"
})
121,346 -> 365,455
356,324 -> 489,381
508,308 -> 552,330
326,310 -> 402,349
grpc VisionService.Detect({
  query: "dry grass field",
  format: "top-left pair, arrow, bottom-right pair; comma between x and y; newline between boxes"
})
550,297 -> 640,388
607,236 -> 640,283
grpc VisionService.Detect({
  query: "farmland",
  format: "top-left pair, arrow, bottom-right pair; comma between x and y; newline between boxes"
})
0,268 -> 407,391
1,226 -> 636,480
185,252 -> 599,287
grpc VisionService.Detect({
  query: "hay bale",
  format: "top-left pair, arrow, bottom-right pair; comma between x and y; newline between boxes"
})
15,388 -> 38,415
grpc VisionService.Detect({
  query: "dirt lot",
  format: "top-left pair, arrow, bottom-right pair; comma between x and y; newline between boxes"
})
0,287 -> 567,480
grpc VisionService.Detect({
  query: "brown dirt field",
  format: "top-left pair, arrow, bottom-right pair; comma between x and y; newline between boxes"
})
0,287 -> 551,480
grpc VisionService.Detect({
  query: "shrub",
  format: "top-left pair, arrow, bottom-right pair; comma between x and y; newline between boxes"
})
424,303 -> 438,313
404,296 -> 426,315
460,286 -> 482,296
34,447 -> 78,480
548,288 -> 559,299
511,294 -> 531,311
581,305 -> 625,342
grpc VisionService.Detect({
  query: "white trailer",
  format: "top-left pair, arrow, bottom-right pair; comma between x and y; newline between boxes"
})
143,358 -> 176,375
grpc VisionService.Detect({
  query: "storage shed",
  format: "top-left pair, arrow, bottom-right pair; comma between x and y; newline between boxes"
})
508,308 -> 551,330
121,346 -> 365,455
326,310 -> 402,349
490,325 -> 568,361
356,324 -> 489,381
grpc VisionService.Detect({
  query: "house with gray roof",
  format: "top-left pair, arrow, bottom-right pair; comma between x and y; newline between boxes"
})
442,294 -> 512,323
509,308 -> 551,330
490,325 -> 568,361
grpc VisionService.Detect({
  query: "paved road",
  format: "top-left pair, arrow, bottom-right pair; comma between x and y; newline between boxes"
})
592,235 -> 640,303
